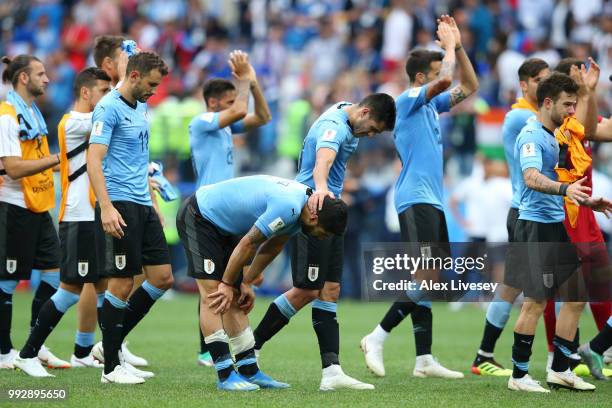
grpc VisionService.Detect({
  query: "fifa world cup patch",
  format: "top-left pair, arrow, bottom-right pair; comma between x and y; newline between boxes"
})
268,217 -> 285,232
200,112 -> 215,123
321,129 -> 337,141
78,261 -> 89,277
92,121 -> 104,136
408,86 -> 422,97
521,142 -> 536,158
203,259 -> 215,274
6,259 -> 17,274
115,255 -> 126,270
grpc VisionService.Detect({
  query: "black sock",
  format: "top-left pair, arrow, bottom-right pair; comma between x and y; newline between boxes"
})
198,300 -> 208,354
100,299 -> 125,374
511,332 -> 534,378
568,328 -> 581,370
120,286 -> 157,341
97,305 -> 103,331
20,300 -> 64,358
312,306 -> 339,368
552,334 -> 574,372
590,323 -> 612,355
207,340 -> 234,381
30,281 -> 56,330
0,290 -> 13,354
235,348 -> 259,377
479,319 -> 504,354
74,344 -> 93,359
380,299 -> 415,332
411,305 -> 432,356
253,303 -> 289,350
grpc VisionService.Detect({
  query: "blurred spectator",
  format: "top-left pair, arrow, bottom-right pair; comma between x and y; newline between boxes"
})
381,0 -> 413,73
303,17 -> 346,86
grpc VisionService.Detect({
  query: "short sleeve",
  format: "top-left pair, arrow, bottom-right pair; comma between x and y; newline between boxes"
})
190,112 -> 220,134
90,104 -> 118,146
395,86 -> 427,116
431,90 -> 451,114
254,199 -> 301,238
518,133 -> 543,172
0,115 -> 22,158
315,122 -> 349,153
230,120 -> 245,134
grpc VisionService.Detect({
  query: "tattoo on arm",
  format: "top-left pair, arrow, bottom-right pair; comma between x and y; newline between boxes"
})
523,168 -> 562,195
450,85 -> 467,107
246,226 -> 267,247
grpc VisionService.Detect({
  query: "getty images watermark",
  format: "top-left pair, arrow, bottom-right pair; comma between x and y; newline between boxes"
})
361,242 -> 612,302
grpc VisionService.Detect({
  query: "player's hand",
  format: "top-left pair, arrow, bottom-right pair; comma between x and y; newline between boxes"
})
308,189 -> 335,214
438,15 -> 461,47
565,177 -> 591,206
582,196 -> 612,216
117,51 -> 129,83
238,282 -> 256,314
582,57 -> 600,92
435,21 -> 456,51
229,50 -> 251,81
208,282 -> 234,314
100,203 -> 127,239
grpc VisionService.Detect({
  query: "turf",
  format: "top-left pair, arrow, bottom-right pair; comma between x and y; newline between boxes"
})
1,292 -> 610,407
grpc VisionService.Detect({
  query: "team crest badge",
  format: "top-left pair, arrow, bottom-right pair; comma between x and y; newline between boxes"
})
308,266 -> 319,282
78,261 -> 89,277
115,255 -> 126,270
543,273 -> 554,289
6,259 -> 16,274
204,259 -> 215,274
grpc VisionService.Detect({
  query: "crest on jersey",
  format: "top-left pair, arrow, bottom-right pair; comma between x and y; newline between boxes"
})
268,217 -> 285,233
78,261 -> 89,277
6,259 -> 16,274
308,266 -> 319,282
92,121 -> 104,136
204,259 -> 215,274
408,87 -> 422,97
543,273 -> 554,289
321,129 -> 337,141
522,142 -> 536,158
115,255 -> 126,270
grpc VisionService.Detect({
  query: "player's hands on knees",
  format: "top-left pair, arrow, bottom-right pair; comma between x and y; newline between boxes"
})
208,281 -> 234,314
229,50 -> 251,81
101,204 -> 127,239
566,177 -> 591,205
308,190 -> 335,214
238,283 -> 256,314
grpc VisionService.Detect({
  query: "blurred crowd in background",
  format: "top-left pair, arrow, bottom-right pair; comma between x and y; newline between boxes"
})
1,0 -> 612,298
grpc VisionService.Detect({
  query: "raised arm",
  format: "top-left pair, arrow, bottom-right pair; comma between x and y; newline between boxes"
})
571,58 -> 599,139
441,15 -> 479,107
242,63 -> 272,131
426,20 -> 456,101
216,50 -> 251,129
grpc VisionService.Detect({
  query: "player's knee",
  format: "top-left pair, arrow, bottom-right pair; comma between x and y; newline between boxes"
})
319,282 -> 340,302
500,285 -> 521,303
147,272 -> 174,290
291,288 -> 319,306
561,301 -> 586,313
522,300 -> 546,317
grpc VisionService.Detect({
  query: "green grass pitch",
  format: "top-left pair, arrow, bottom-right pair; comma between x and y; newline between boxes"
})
1,292 -> 611,407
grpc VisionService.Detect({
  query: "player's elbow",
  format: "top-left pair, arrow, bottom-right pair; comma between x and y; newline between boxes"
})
261,111 -> 272,124
3,165 -> 22,180
230,105 -> 248,120
462,80 -> 479,96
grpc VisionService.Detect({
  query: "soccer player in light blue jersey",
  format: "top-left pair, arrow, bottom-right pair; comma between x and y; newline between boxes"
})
177,175 -> 348,391
190,50 -> 271,188
507,72 -> 610,393
471,58 -> 549,377
87,52 -> 172,385
251,89 -> 396,390
189,50 -> 271,366
361,16 -> 478,380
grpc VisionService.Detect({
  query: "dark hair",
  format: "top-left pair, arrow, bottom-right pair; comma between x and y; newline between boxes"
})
93,35 -> 125,67
1,55 -> 41,86
202,79 -> 236,104
126,51 -> 168,77
358,93 -> 396,130
318,197 -> 348,236
554,57 -> 583,75
536,72 -> 579,107
405,49 -> 444,82
517,58 -> 549,82
73,67 -> 111,99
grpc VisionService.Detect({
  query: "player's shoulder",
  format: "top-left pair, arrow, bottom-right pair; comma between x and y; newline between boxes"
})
190,112 -> 217,127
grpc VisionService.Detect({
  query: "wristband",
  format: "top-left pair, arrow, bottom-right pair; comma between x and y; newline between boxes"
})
455,45 -> 462,51
221,279 -> 233,287
559,183 -> 568,196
